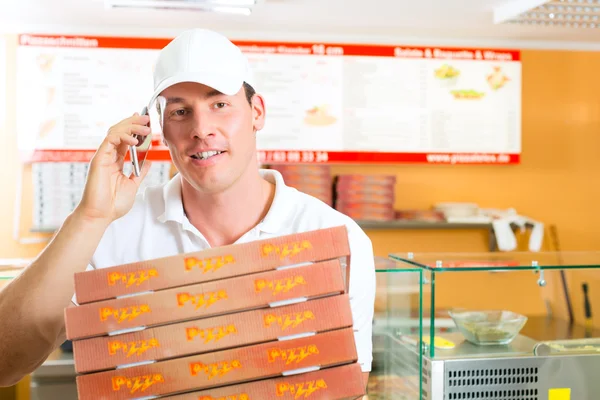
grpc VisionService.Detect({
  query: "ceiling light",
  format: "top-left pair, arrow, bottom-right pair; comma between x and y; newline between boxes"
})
494,0 -> 600,28
212,6 -> 252,15
104,0 -> 256,15
208,0 -> 255,5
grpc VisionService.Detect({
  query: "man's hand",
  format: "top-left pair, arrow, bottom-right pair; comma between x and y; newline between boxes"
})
78,113 -> 152,223
0,112 -> 155,386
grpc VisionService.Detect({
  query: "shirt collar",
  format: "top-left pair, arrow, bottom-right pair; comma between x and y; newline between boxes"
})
156,169 -> 295,234
157,174 -> 185,224
258,168 -> 295,233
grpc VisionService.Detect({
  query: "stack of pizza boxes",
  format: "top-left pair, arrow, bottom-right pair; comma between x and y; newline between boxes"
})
65,225 -> 366,399
334,174 -> 396,221
268,165 -> 333,206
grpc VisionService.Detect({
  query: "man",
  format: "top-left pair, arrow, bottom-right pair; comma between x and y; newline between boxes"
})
0,29 -> 376,388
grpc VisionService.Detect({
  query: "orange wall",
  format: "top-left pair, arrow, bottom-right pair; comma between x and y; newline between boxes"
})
2,37 -> 600,323
329,49 -> 600,322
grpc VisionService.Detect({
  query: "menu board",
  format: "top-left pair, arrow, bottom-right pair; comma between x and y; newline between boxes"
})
31,161 -> 173,231
16,34 -> 521,165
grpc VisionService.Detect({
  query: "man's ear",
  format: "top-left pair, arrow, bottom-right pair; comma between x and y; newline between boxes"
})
251,93 -> 266,132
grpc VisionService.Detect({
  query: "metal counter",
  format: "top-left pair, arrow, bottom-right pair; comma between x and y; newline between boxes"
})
30,348 -> 77,400
420,331 -> 600,400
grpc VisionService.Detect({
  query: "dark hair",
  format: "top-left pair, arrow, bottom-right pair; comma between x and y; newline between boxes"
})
243,82 -> 255,105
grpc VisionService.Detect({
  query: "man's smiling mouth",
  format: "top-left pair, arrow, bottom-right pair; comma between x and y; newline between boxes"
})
191,151 -> 225,160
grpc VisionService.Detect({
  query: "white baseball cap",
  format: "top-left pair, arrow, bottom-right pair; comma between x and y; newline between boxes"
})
148,28 -> 254,106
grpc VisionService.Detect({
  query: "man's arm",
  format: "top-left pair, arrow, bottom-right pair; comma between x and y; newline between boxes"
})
0,113 -> 151,387
0,212 -> 109,386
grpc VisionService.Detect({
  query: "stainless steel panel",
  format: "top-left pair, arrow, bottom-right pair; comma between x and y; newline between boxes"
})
30,380 -> 78,400
31,348 -> 75,380
424,353 -> 600,399
429,361 -> 444,400
444,357 -> 542,399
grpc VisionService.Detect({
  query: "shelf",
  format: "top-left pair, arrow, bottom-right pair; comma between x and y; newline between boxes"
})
0,270 -> 22,280
29,227 -> 57,233
356,220 -> 492,230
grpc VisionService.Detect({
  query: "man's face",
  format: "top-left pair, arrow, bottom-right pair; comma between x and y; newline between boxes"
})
159,82 -> 265,194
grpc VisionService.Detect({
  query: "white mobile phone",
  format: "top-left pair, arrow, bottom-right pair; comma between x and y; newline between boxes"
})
130,106 -> 151,177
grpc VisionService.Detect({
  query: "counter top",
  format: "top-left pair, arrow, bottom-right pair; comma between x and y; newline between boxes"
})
31,347 -> 75,380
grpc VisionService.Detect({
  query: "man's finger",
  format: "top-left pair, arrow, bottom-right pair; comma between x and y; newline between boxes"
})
97,131 -> 138,163
129,126 -> 152,147
106,131 -> 138,150
128,123 -> 151,137
94,114 -> 152,164
130,160 -> 152,186
123,113 -> 150,126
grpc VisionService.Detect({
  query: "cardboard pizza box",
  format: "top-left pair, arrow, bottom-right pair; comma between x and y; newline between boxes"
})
72,294 -> 353,374
65,259 -> 346,340
335,174 -> 396,185
74,226 -> 350,305
75,327 -> 358,399
166,363 -> 365,400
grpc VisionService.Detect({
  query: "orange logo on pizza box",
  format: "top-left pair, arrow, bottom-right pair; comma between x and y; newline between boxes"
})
199,394 -> 249,400
107,268 -> 158,288
177,290 -> 228,309
111,374 -> 164,394
186,324 -> 237,343
267,344 -> 319,365
107,338 -> 160,357
276,378 -> 327,398
184,255 -> 235,273
261,240 -> 312,260
264,310 -> 315,331
189,359 -> 242,380
255,276 -> 307,295
99,304 -> 151,323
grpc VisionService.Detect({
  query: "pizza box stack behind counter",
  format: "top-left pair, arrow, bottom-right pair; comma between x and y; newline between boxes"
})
268,165 -> 333,206
334,174 -> 396,221
65,226 -> 366,399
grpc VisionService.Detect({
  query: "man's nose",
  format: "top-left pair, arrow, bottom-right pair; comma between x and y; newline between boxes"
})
191,112 -> 215,140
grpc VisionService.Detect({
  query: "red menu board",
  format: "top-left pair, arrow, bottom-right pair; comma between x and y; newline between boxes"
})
16,34 -> 521,165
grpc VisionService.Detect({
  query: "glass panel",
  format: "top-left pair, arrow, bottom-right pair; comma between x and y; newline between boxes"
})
375,257 -> 422,272
426,269 -> 546,360
370,257 -> 422,399
427,269 -> 436,359
389,251 -> 600,271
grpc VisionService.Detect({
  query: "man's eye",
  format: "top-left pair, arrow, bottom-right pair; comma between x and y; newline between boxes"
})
214,102 -> 227,109
169,109 -> 187,117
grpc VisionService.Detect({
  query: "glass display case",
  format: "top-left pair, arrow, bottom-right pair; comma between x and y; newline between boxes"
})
371,251 -> 600,400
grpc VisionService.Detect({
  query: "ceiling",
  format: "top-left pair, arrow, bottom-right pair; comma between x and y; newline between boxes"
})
1,0 -> 600,48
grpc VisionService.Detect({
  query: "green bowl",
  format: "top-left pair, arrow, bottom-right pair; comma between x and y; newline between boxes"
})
448,310 -> 527,346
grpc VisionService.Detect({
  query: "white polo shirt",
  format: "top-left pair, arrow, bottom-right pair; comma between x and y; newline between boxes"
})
82,168 -> 376,372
